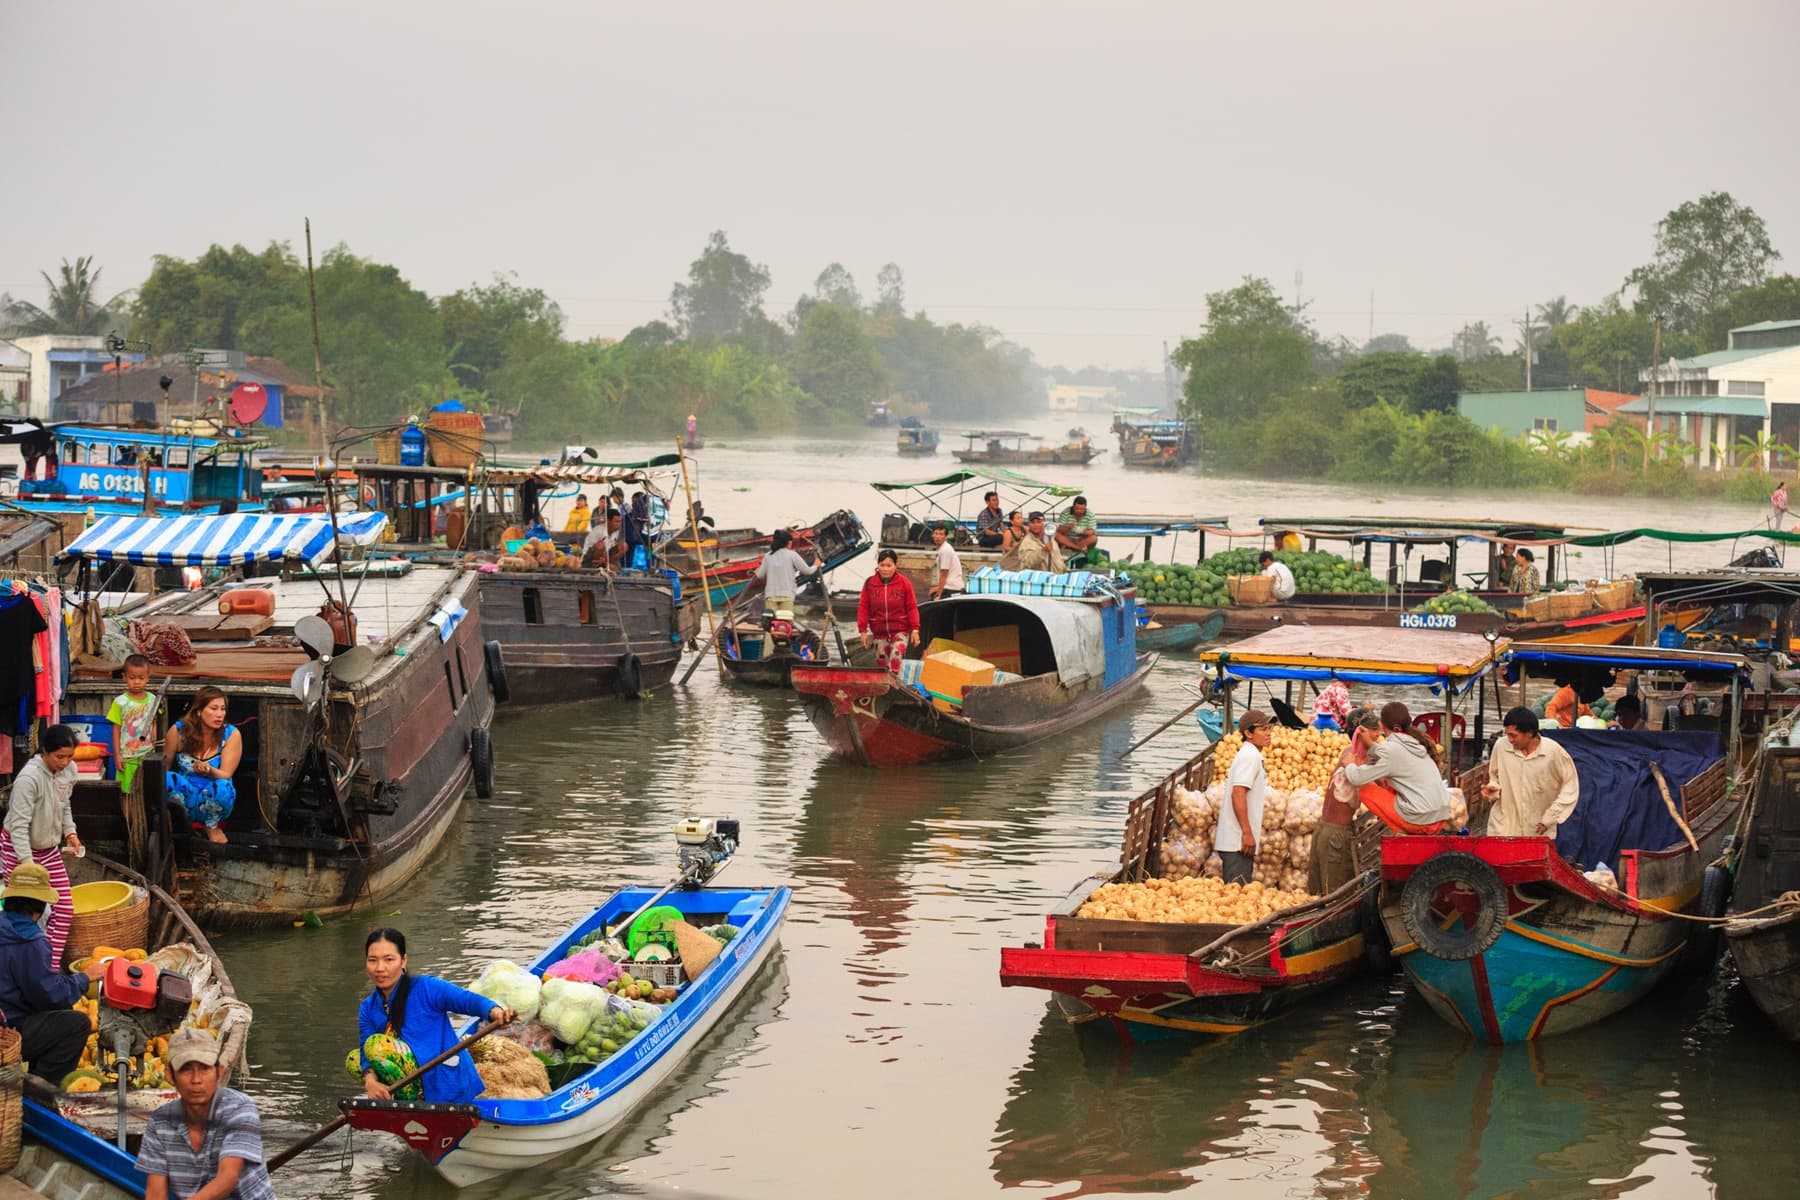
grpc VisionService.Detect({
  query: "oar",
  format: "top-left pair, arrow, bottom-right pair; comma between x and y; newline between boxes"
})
266,1016 -> 506,1173
1119,698 -> 1207,760
679,588 -> 748,686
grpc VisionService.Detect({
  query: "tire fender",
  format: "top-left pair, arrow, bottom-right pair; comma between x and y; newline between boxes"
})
469,727 -> 495,800
616,652 -> 644,700
1398,851 -> 1508,962
484,640 -> 510,705
1678,863 -> 1732,972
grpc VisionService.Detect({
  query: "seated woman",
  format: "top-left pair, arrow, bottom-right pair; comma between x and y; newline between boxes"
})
1544,677 -> 1591,729
359,928 -> 514,1104
164,687 -> 241,844
1339,701 -> 1452,835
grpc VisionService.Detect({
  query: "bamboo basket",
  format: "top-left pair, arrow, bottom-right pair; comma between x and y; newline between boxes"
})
65,886 -> 150,963
425,411 -> 486,469
373,430 -> 402,465
1227,574 -> 1273,605
1589,579 -> 1635,612
1544,590 -> 1596,620
0,1027 -> 19,1171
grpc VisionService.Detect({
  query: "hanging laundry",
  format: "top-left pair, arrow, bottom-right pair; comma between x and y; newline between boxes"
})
0,592 -> 48,735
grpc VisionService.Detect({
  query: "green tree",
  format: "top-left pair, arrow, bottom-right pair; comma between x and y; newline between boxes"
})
1337,351 -> 1422,408
787,301 -> 892,420
1625,191 -> 1780,335
1451,321 -> 1501,362
4,256 -> 131,336
1412,355 -> 1461,413
874,263 -> 906,318
1536,296 -> 1579,328
437,274 -> 564,399
1706,273 -> 1800,347
668,231 -> 772,341
1172,277 -> 1313,426
1363,333 -> 1414,354
810,263 -> 862,311
132,243 -> 305,353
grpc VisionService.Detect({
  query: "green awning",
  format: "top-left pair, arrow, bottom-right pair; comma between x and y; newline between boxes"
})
1615,395 -> 1767,417
1569,525 -> 1800,547
871,468 -> 1081,495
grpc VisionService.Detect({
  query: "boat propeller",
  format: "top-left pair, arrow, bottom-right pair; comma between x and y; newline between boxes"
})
289,618 -> 378,709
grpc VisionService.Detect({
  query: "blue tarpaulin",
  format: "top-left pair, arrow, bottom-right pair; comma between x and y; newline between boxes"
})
1543,729 -> 1720,872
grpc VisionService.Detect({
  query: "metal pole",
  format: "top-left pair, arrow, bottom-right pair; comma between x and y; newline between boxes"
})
305,218 -> 329,457
674,437 -> 722,677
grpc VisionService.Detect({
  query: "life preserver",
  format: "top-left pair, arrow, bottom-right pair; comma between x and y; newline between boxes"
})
1399,851 -> 1508,961
483,640 -> 510,704
469,727 -> 495,799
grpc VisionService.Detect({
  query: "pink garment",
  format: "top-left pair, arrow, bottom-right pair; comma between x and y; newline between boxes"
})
0,736 -> 12,774
1312,681 -> 1352,725
0,842 -> 73,970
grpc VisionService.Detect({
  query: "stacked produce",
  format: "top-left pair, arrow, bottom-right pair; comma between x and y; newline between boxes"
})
1205,548 -> 1390,595
1210,725 -> 1350,792
1156,783 -> 1325,895
63,944 -> 245,1096
1076,876 -> 1315,925
1115,561 -> 1231,608
1411,591 -> 1496,615
496,536 -> 582,571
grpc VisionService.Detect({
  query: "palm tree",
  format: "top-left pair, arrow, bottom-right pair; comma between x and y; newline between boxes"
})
1737,429 -> 1779,471
2,256 -> 129,336
1528,427 -> 1573,461
1536,296 -> 1579,328
1452,321 -> 1502,362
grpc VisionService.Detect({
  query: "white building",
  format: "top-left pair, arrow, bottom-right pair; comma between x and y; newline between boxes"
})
7,334 -> 144,421
1624,319 -> 1800,468
1047,384 -> 1120,414
0,341 -> 28,410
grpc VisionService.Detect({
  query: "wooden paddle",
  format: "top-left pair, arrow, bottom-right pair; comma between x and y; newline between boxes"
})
266,1017 -> 505,1173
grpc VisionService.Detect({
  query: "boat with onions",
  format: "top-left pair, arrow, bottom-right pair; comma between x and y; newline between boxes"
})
56,510 -> 496,925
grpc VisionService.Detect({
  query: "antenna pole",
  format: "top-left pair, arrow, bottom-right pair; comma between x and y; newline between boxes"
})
305,219 -> 328,457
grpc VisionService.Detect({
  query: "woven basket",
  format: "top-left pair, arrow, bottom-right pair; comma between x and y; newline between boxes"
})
1590,579 -> 1635,612
373,430 -> 402,465
0,1027 -> 19,1172
1227,574 -> 1274,605
425,411 -> 486,469
65,886 -> 150,963
1545,590 -> 1596,621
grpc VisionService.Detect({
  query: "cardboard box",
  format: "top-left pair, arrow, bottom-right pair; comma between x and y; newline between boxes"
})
956,624 -> 1023,674
925,637 -> 978,659
920,649 -> 997,712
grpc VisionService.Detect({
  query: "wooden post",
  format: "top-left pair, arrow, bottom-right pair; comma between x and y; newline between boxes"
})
674,438 -> 723,675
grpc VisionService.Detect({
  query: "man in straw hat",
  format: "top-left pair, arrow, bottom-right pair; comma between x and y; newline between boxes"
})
0,862 -> 105,1084
136,1026 -> 275,1200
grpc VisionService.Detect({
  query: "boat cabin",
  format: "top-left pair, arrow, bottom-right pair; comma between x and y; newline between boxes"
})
14,425 -> 266,514
1258,515 -> 1578,597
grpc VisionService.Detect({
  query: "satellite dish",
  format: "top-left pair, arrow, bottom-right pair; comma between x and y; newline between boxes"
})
295,615 -> 335,658
329,645 -> 377,684
290,661 -> 325,710
228,383 -> 268,426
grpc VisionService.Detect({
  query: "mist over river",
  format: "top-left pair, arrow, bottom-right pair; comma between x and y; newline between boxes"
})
238,421 -> 1795,1199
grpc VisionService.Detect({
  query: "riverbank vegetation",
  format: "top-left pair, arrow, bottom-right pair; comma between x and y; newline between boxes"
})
4,233 -> 1037,439
1174,191 -> 1797,497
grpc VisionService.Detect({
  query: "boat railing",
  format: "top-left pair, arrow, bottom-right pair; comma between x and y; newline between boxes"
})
1119,751 -> 1214,881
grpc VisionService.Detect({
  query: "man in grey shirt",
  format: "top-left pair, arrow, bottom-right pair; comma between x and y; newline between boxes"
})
753,529 -> 820,612
974,490 -> 1006,548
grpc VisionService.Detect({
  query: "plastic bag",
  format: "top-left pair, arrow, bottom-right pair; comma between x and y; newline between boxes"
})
538,977 -> 609,1045
560,994 -> 663,1065
1202,852 -> 1223,880
545,948 -> 621,988
1159,835 -> 1209,881
484,1019 -> 558,1056
471,960 -> 542,1022
1584,863 -> 1618,890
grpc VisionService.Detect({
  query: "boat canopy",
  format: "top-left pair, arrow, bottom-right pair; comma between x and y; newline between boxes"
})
920,594 -> 1108,686
1260,515 -> 1575,545
485,460 -> 680,486
1203,625 -> 1507,693
959,430 -> 1032,440
1637,570 -> 1800,607
1507,641 -> 1749,678
59,511 -> 389,567
52,425 -> 267,457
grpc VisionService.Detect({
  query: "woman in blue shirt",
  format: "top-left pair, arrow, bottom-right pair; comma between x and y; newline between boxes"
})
358,928 -> 514,1104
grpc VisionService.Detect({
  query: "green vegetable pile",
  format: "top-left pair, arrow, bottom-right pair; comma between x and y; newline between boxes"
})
1204,548 -> 1389,594
1115,561 -> 1231,607
562,995 -> 657,1067
1411,591 -> 1496,615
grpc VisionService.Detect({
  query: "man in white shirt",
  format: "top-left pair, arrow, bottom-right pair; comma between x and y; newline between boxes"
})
1219,710 -> 1273,884
1259,551 -> 1297,601
1482,707 -> 1581,838
929,523 -> 965,600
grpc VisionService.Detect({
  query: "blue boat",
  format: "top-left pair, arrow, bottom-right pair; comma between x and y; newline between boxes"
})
1379,641 -> 1748,1043
895,416 -> 940,456
342,879 -> 789,1186
8,424 -> 268,515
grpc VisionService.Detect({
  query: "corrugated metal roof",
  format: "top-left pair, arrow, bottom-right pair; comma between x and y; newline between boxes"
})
1731,319 -> 1800,334
1666,347 -> 1781,369
1616,395 -> 1767,416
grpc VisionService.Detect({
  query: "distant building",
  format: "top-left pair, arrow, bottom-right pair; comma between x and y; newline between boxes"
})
1456,387 -> 1640,442
1620,318 -> 1800,469
1047,384 -> 1121,414
8,334 -> 145,420
0,340 -> 28,409
52,350 -> 328,432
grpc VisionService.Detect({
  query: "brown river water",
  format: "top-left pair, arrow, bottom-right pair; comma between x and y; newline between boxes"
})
227,420 -> 1799,1199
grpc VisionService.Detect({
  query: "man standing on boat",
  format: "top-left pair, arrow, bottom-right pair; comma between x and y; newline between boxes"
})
1054,496 -> 1099,566
1483,707 -> 1580,839
1220,711 -> 1273,885
1259,551 -> 1296,601
1012,513 -> 1065,572
975,491 -> 1007,548
929,523 -> 965,600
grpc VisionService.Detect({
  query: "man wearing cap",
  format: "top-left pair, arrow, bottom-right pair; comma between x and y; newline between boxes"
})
1054,496 -> 1099,566
929,522 -> 965,600
0,863 -> 106,1084
1220,711 -> 1273,884
1012,512 -> 1065,573
137,1027 -> 274,1200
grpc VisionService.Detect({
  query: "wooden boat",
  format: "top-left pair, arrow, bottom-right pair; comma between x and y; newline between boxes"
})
790,578 -> 1154,767
952,429 -> 1100,467
867,401 -> 891,426
895,417 -> 940,456
4,424 -> 269,519
999,751 -> 1384,1041
1134,619 -> 1208,653
481,409 -> 517,446
670,509 -> 872,619
1117,419 -> 1195,469
19,852 -> 248,1192
720,614 -> 837,687
58,512 -> 496,925
342,882 -> 790,1187
1379,643 -> 1748,1043
1145,599 -> 1711,648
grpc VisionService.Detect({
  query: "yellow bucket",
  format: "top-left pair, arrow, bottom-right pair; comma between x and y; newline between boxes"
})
70,881 -> 132,916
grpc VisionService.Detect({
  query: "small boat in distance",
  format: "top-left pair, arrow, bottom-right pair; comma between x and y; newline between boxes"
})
895,416 -> 940,456
952,429 -> 1101,467
1118,419 -> 1195,469
868,401 -> 892,426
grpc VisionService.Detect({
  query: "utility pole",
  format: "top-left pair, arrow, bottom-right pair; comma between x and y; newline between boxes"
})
1646,313 -> 1663,473
1517,310 -> 1537,392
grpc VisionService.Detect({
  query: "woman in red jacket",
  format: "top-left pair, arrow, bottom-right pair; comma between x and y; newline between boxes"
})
857,550 -> 921,673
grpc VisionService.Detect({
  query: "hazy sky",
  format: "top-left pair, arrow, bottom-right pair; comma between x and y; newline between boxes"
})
6,1 -> 1798,372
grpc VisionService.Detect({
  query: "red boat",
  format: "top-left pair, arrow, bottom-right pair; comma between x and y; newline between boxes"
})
790,584 -> 1153,767
999,751 -> 1382,1041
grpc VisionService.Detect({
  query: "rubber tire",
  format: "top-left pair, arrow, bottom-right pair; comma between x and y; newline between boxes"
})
1398,851 -> 1508,962
470,728 -> 495,800
1679,864 -> 1731,973
616,652 -> 644,700
484,640 -> 510,705
1360,882 -> 1395,973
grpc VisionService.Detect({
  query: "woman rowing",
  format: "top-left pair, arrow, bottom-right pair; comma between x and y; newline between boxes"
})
359,928 -> 515,1104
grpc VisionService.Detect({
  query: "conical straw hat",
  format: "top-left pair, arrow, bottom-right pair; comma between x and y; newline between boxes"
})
670,920 -> 723,980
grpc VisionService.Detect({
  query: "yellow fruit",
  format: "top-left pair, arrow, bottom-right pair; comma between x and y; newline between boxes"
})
125,948 -> 148,961
66,1077 -> 102,1094
91,946 -> 127,960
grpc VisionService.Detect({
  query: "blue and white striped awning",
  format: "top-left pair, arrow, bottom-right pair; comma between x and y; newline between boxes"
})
58,512 -> 389,567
